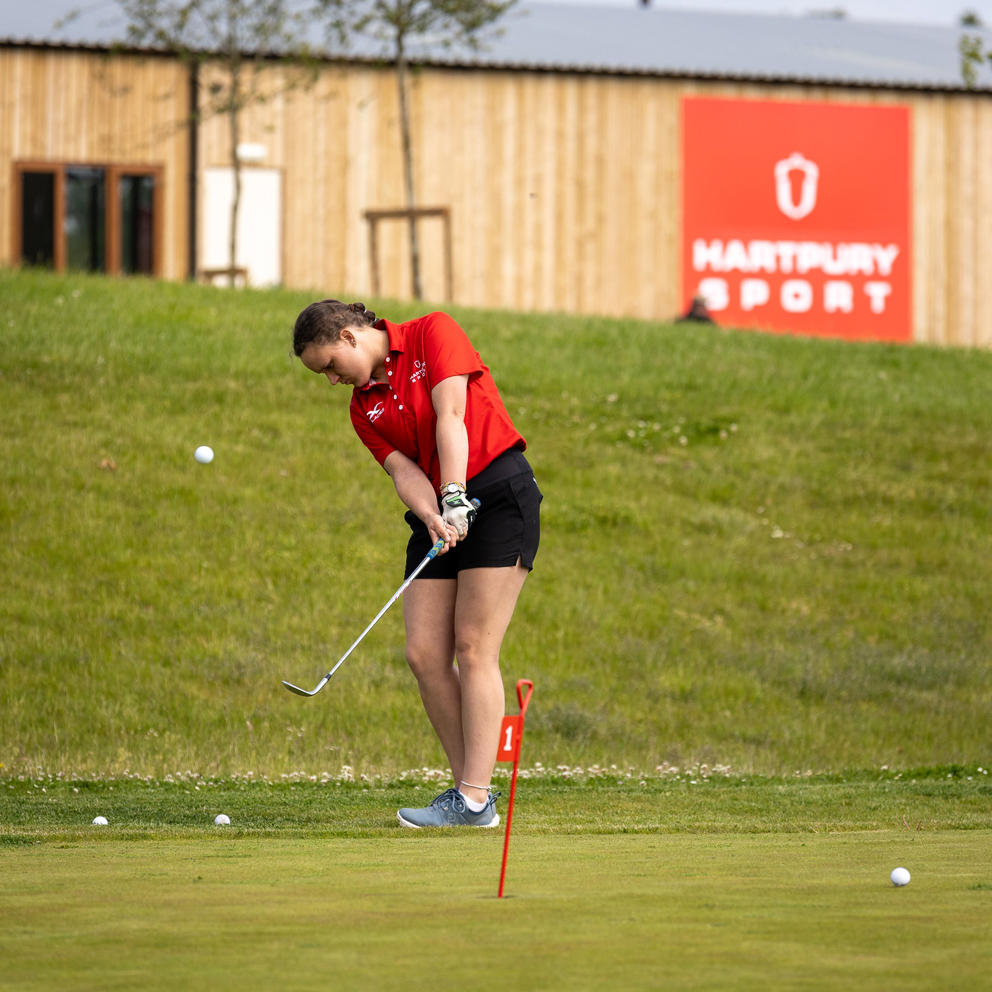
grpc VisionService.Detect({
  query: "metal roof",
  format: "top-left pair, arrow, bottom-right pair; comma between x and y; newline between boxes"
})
476,3 -> 992,88
3,1 -> 990,93
403,3 -> 992,92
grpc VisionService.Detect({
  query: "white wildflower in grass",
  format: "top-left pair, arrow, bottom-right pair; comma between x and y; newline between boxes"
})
6,760 -> 872,788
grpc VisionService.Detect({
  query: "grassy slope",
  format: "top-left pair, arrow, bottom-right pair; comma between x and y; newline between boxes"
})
1,269 -> 989,776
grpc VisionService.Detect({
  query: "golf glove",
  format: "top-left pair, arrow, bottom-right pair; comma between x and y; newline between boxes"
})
440,484 -> 478,538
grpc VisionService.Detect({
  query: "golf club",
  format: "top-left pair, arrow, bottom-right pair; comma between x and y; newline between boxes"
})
282,499 -> 479,696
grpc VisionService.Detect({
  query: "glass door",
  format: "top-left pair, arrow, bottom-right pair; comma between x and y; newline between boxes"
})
65,167 -> 107,272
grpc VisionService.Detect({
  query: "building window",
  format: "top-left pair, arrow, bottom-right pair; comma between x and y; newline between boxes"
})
120,174 -> 156,275
20,171 -> 55,267
15,163 -> 162,276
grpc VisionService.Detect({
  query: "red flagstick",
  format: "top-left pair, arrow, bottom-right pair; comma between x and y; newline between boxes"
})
497,678 -> 534,898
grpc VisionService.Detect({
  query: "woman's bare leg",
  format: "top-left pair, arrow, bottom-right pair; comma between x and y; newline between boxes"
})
452,564 -> 529,803
403,565 -> 528,798
403,578 -> 463,781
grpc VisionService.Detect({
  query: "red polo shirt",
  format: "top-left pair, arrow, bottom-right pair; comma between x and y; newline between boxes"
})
349,312 -> 525,490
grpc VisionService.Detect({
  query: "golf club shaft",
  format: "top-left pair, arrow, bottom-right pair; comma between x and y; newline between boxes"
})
321,537 -> 445,677
281,537 -> 445,695
282,498 -> 480,696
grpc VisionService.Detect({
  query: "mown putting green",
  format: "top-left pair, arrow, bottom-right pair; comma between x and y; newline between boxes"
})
2,831 -> 989,991
2,777 -> 990,990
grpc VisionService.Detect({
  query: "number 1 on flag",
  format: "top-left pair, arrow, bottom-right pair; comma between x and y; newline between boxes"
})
498,715 -> 522,763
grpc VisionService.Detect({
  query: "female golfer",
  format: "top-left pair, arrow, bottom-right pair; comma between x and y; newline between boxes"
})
292,301 -> 541,828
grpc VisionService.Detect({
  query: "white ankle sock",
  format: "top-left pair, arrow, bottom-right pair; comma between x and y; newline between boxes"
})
461,792 -> 487,812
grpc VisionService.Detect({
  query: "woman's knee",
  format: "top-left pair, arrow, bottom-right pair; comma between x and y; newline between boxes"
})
405,641 -> 453,682
452,629 -> 498,672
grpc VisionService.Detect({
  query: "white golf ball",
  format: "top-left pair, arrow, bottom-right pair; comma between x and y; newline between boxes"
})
92,815 -> 108,826
214,813 -> 231,826
194,445 -> 214,464
890,867 -> 911,887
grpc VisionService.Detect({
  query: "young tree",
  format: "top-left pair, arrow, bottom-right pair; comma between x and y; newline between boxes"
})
960,31 -> 992,86
319,0 -> 517,299
118,0 -> 316,282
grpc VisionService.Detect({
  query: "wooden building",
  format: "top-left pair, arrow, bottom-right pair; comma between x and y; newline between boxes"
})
2,3 -> 991,346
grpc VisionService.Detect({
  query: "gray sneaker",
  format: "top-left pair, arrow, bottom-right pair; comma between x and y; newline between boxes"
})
397,788 -> 501,829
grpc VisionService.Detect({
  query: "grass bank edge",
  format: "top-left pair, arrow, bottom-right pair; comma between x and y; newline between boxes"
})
3,764 -> 990,841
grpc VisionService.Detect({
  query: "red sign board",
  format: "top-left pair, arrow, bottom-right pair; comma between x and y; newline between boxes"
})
681,97 -> 912,342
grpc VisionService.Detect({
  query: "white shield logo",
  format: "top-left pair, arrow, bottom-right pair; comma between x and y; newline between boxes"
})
774,152 -> 819,221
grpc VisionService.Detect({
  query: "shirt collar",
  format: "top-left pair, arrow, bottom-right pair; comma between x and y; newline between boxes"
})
379,317 -> 405,357
355,318 -> 403,392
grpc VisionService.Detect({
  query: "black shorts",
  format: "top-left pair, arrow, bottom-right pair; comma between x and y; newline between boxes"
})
404,449 -> 543,580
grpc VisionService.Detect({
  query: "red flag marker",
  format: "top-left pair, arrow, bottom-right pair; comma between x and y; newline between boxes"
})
497,678 -> 533,898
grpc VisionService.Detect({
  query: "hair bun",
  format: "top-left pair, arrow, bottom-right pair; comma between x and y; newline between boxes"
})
350,302 -> 376,323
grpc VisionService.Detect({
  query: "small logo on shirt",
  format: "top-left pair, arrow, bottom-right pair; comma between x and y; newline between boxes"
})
410,360 -> 427,385
367,402 -> 385,423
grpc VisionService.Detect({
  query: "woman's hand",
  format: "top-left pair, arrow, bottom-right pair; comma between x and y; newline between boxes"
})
440,486 -> 478,539
425,512 -> 460,553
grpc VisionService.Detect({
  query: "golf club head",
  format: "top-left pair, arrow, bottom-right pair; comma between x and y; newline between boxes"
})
281,676 -> 328,697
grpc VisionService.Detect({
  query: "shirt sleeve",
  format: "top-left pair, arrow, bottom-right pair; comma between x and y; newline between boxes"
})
350,399 -> 395,470
421,312 -> 484,388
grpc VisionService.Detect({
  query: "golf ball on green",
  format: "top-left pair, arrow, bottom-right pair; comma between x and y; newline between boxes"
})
890,867 -> 911,887
92,816 -> 108,826
194,445 -> 214,464
214,814 -> 231,826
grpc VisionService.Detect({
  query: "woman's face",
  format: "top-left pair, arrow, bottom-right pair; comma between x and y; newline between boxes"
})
300,330 -> 372,387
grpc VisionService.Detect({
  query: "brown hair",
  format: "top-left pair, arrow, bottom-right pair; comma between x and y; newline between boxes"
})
292,300 -> 378,356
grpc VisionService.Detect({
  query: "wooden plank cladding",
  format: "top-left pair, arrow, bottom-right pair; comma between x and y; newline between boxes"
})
3,44 -> 991,347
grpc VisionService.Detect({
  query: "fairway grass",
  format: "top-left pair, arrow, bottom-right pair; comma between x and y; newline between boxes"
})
4,769 -> 992,838
2,831 -> 990,992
